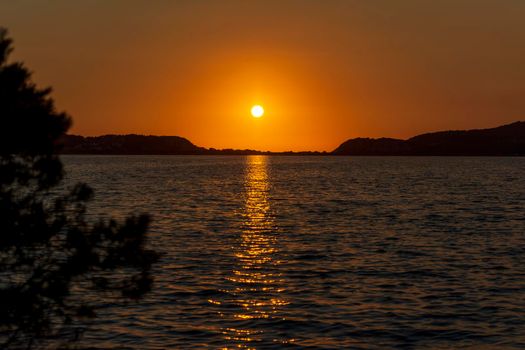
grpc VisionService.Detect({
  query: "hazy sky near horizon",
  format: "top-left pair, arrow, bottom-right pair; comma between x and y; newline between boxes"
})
1,0 -> 524,151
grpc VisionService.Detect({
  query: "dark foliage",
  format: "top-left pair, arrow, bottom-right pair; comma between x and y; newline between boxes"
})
0,28 -> 158,349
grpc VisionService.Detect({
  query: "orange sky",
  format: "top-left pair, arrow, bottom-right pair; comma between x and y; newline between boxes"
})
1,1 -> 525,151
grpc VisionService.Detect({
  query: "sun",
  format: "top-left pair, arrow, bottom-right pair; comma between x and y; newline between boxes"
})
251,105 -> 264,118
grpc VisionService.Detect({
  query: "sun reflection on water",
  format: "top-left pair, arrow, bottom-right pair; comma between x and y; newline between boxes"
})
219,155 -> 288,348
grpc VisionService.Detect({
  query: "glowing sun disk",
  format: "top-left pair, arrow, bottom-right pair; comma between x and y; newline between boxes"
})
251,105 -> 264,118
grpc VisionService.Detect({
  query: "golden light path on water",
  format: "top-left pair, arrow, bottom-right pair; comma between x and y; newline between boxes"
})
220,155 -> 289,348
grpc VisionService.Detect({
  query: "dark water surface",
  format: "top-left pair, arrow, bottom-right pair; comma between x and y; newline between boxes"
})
62,156 -> 525,349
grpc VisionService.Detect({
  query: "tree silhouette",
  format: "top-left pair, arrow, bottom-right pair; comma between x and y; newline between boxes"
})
0,28 -> 158,349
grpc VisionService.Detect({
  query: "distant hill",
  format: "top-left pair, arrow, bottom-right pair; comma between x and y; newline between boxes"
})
333,121 -> 525,156
60,134 -> 205,155
60,121 -> 525,156
59,134 -> 325,155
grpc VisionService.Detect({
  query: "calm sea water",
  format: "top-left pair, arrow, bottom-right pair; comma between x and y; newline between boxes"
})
62,156 -> 525,349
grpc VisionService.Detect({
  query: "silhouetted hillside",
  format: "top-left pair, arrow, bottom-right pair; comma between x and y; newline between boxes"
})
333,121 -> 525,156
60,122 -> 525,156
331,138 -> 409,155
60,134 -> 326,155
61,134 -> 205,154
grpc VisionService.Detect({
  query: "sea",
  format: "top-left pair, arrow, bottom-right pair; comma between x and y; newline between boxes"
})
61,155 -> 525,349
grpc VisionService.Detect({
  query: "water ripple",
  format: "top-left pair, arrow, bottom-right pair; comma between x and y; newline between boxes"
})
61,155 -> 525,349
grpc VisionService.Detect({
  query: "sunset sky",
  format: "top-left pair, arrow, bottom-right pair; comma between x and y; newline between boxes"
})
1,0 -> 524,151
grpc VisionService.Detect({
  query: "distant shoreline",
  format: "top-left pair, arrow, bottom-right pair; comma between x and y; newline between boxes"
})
60,121 -> 525,156
60,154 -> 525,157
